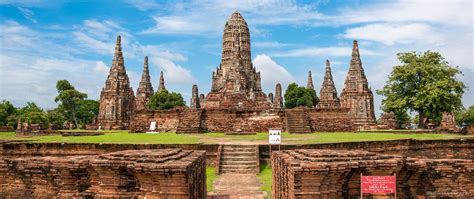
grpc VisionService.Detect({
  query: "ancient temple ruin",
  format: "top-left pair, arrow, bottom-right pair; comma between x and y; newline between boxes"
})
135,56 -> 154,111
204,11 -> 270,109
340,40 -> 376,126
97,36 -> 135,130
98,11 -> 381,133
318,60 -> 340,109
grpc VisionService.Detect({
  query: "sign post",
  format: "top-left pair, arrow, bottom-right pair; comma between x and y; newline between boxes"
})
268,129 -> 282,159
360,174 -> 396,198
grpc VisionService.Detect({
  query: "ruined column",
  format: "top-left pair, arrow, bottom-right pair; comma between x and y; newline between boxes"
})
190,84 -> 200,108
307,70 -> 314,90
274,83 -> 283,108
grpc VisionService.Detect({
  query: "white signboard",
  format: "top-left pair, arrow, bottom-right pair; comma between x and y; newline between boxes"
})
146,121 -> 158,133
149,121 -> 157,131
269,129 -> 282,145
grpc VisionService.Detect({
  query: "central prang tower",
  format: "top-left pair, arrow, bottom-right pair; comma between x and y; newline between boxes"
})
204,11 -> 270,108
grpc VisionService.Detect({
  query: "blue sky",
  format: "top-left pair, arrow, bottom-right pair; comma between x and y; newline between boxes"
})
0,0 -> 473,117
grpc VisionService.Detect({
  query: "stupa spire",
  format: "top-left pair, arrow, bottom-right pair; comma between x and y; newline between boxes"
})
135,56 -> 154,111
274,83 -> 283,108
307,70 -> 314,90
110,35 -> 125,72
190,84 -> 200,108
318,60 -> 339,109
158,71 -> 166,92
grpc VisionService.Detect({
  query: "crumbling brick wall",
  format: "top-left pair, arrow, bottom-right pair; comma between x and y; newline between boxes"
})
271,149 -> 474,198
0,149 -> 206,198
307,108 -> 355,132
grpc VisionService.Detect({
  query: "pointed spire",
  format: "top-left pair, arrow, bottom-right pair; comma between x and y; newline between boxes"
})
135,56 -> 154,111
318,59 -> 339,109
158,71 -> 166,92
351,40 -> 360,61
307,70 -> 314,90
111,35 -> 125,72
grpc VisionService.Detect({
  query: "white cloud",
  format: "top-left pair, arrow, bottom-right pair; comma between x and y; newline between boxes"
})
253,41 -> 291,48
94,61 -> 109,74
343,23 -> 442,46
253,54 -> 294,91
17,7 -> 37,23
333,0 -> 473,27
151,57 -> 196,84
141,0 -> 327,35
272,46 -> 377,57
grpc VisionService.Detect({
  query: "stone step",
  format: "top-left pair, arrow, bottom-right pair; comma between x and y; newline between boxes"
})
221,156 -> 256,161
220,164 -> 256,170
220,169 -> 257,174
221,148 -> 255,152
222,151 -> 256,156
220,161 -> 256,166
222,145 -> 255,149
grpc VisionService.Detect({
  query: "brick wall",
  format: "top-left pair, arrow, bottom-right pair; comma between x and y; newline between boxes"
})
0,149 -> 207,198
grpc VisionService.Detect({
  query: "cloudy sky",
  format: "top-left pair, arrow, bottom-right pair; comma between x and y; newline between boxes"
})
0,0 -> 473,117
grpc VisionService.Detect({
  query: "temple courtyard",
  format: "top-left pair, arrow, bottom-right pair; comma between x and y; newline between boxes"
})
0,130 -> 470,144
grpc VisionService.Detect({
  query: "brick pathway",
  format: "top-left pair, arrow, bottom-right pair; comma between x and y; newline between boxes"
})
208,174 -> 267,199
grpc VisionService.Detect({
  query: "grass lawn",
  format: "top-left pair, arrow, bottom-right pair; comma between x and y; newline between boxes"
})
0,131 -> 471,144
258,163 -> 272,198
206,166 -> 218,192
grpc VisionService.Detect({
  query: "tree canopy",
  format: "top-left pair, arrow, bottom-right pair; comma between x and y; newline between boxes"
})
147,89 -> 185,110
54,80 -> 88,129
0,100 -> 17,127
456,106 -> 474,125
284,83 -> 318,108
377,51 -> 466,128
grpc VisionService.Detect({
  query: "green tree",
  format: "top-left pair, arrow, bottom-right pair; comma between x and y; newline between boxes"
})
46,108 -> 67,129
377,51 -> 466,128
76,99 -> 99,125
456,105 -> 474,125
147,89 -> 185,110
284,83 -> 317,108
54,80 -> 87,129
16,102 -> 49,129
0,100 -> 17,127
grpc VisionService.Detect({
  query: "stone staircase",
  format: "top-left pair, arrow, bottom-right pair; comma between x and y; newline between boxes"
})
176,109 -> 202,133
285,108 -> 312,133
218,145 -> 258,174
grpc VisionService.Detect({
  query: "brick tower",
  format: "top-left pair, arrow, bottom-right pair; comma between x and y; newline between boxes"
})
340,40 -> 375,126
318,60 -> 340,109
97,35 -> 135,130
204,11 -> 270,108
135,56 -> 154,111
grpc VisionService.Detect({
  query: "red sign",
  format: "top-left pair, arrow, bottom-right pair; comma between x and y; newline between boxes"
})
361,176 -> 396,194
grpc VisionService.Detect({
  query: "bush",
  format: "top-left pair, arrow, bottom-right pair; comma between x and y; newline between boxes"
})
147,90 -> 185,110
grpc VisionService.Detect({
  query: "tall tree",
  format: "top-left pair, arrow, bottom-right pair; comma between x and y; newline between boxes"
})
377,51 -> 466,128
456,105 -> 474,125
147,89 -> 185,110
284,83 -> 317,108
54,80 -> 87,129
0,100 -> 17,127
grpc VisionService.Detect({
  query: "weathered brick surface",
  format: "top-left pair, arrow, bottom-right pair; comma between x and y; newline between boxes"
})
271,149 -> 474,198
0,149 -> 206,198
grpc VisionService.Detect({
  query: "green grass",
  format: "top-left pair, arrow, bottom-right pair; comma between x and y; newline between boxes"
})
258,163 -> 272,198
206,166 -> 218,192
0,131 -> 471,144
0,132 -> 200,144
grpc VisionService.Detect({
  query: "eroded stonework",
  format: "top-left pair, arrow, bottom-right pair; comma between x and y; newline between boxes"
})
134,56 -> 154,111
205,11 -> 270,109
318,60 -> 340,109
97,36 -> 135,130
340,40 -> 376,127
0,149 -> 206,198
272,149 -> 474,198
